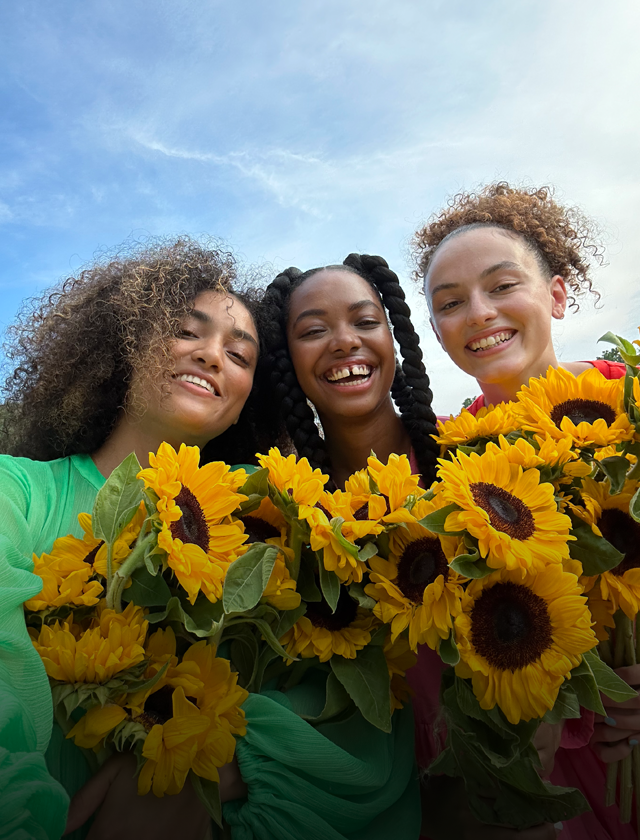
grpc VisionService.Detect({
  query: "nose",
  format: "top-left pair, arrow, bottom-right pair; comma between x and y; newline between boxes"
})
329,322 -> 362,354
192,336 -> 224,370
466,290 -> 497,327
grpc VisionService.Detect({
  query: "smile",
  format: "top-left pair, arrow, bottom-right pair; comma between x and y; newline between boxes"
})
174,374 -> 219,396
324,363 -> 373,386
467,330 -> 516,353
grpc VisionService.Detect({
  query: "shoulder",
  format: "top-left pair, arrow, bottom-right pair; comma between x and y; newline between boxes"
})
0,454 -> 75,508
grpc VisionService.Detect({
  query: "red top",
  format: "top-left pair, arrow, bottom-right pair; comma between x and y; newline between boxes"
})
410,360 -> 631,839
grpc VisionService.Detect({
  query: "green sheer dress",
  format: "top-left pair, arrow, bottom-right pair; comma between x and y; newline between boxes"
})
0,453 -> 420,839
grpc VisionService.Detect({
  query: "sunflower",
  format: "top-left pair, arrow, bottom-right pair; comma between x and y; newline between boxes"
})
139,443 -> 249,605
256,448 -> 328,506
67,703 -> 128,749
280,589 -> 374,662
383,633 -> 417,712
262,553 -> 301,610
581,575 -> 616,642
77,504 -> 146,578
577,478 -> 640,620
365,497 -> 466,651
435,403 -> 518,450
437,442 -> 572,572
514,366 -> 635,449
366,453 -> 422,514
455,564 -> 597,724
30,601 -> 148,683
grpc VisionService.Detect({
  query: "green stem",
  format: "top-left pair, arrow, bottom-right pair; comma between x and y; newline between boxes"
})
288,521 -> 305,583
105,542 -> 114,592
599,639 -> 613,667
606,762 -> 618,808
106,531 -> 156,612
633,745 -> 640,835
621,754 -> 634,823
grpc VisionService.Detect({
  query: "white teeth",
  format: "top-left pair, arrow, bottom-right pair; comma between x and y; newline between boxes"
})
176,374 -> 217,395
468,331 -> 514,352
325,364 -> 372,382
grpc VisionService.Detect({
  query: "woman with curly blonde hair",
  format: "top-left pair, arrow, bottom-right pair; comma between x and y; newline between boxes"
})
411,183 -> 633,840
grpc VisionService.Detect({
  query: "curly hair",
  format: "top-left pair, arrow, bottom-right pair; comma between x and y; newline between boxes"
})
411,182 -> 604,309
1,236 -> 279,463
260,254 -> 441,486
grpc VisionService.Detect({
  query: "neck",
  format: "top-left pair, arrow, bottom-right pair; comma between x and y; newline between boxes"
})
320,398 -> 411,489
91,412 -> 206,478
477,348 -> 560,405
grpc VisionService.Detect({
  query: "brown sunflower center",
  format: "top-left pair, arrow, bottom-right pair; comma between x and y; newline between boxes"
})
550,398 -> 616,428
170,486 -> 209,551
305,586 -> 357,632
598,508 -> 640,576
84,542 -> 104,566
135,685 -> 198,729
470,483 -> 535,540
396,537 -> 449,604
471,581 -> 553,672
242,515 -> 280,543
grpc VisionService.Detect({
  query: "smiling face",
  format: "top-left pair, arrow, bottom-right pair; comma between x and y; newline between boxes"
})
425,227 -> 568,400
133,290 -> 258,447
286,269 -> 396,423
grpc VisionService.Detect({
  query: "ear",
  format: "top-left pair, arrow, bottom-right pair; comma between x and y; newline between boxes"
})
430,317 -> 444,348
550,276 -> 568,320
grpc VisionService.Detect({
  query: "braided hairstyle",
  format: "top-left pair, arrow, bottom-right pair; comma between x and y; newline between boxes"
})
412,182 -> 603,310
260,254 -> 440,485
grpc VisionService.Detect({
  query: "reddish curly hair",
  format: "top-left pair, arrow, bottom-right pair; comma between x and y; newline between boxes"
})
411,182 -> 604,309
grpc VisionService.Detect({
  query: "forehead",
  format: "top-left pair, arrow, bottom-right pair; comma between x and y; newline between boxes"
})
288,269 -> 380,318
190,291 -> 257,338
426,228 -> 536,292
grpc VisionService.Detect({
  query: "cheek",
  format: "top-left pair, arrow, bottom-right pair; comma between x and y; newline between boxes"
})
227,367 -> 255,407
289,344 -> 317,389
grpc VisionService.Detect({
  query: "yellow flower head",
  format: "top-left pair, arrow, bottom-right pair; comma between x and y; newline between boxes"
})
435,403 -> 518,450
257,448 -> 328,506
437,442 -> 572,572
67,703 -> 128,749
77,504 -> 146,577
280,591 -> 375,663
30,601 -> 148,683
262,553 -> 301,611
455,564 -> 597,724
365,497 -> 466,651
514,366 -> 634,449
139,443 -> 249,604
367,453 -> 421,513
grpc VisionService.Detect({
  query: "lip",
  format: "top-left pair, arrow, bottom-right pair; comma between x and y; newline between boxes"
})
465,328 -> 517,356
173,369 -> 222,398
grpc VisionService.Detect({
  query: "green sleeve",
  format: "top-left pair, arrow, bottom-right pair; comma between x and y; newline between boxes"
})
0,456 -> 70,839
223,686 -> 420,840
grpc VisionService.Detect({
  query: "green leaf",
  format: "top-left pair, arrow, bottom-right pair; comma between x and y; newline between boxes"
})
297,550 -> 322,602
239,467 -> 269,514
416,503 -> 464,535
584,649 -> 638,703
630,485 -> 640,524
223,544 -> 279,614
357,542 -> 378,562
369,623 -> 388,646
146,595 -> 225,638
330,645 -> 391,732
569,658 -> 606,716
450,551 -> 493,579
122,566 -> 171,607
348,580 -> 376,610
189,772 -> 222,828
301,672 -> 354,724
569,521 -> 623,575
543,685 -> 581,724
317,553 -> 340,613
92,452 -> 144,544
329,518 -> 360,560
272,603 -> 306,641
598,456 -> 630,495
439,630 -> 460,666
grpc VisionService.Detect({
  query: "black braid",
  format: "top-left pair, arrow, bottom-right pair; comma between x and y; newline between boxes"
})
343,254 -> 440,484
261,256 -> 440,486
260,269 -> 333,477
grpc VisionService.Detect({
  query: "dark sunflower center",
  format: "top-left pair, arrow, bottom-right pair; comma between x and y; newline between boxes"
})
136,685 -> 198,729
598,508 -> 640,576
84,542 -> 104,566
550,398 -> 616,428
396,537 -> 449,604
470,483 -> 535,541
305,586 -> 358,632
170,486 -> 209,551
242,515 -> 280,543
471,581 -> 553,672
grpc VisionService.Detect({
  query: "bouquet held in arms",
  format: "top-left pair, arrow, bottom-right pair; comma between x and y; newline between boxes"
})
403,329 -> 640,830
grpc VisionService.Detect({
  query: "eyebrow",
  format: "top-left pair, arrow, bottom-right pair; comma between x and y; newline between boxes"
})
293,299 -> 380,326
190,310 -> 258,347
430,261 -> 522,298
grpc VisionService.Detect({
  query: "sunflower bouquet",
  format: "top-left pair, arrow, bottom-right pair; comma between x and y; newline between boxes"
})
421,329 -> 640,830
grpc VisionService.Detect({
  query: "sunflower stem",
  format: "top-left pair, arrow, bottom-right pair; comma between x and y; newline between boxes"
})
606,762 -> 619,808
289,521 -> 305,583
105,542 -> 114,593
599,639 -> 613,667
621,754 -> 634,823
106,531 -> 156,612
614,610 -> 630,669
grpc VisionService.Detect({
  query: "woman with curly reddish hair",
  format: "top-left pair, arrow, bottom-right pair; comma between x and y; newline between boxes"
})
412,183 -> 634,840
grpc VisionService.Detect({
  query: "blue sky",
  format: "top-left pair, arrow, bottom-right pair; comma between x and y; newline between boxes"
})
2,0 -> 639,412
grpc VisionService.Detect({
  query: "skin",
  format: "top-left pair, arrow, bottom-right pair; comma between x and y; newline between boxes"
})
67,291 -> 255,836
425,227 -> 591,405
287,268 -> 410,488
592,665 -> 640,761
93,291 -> 259,475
